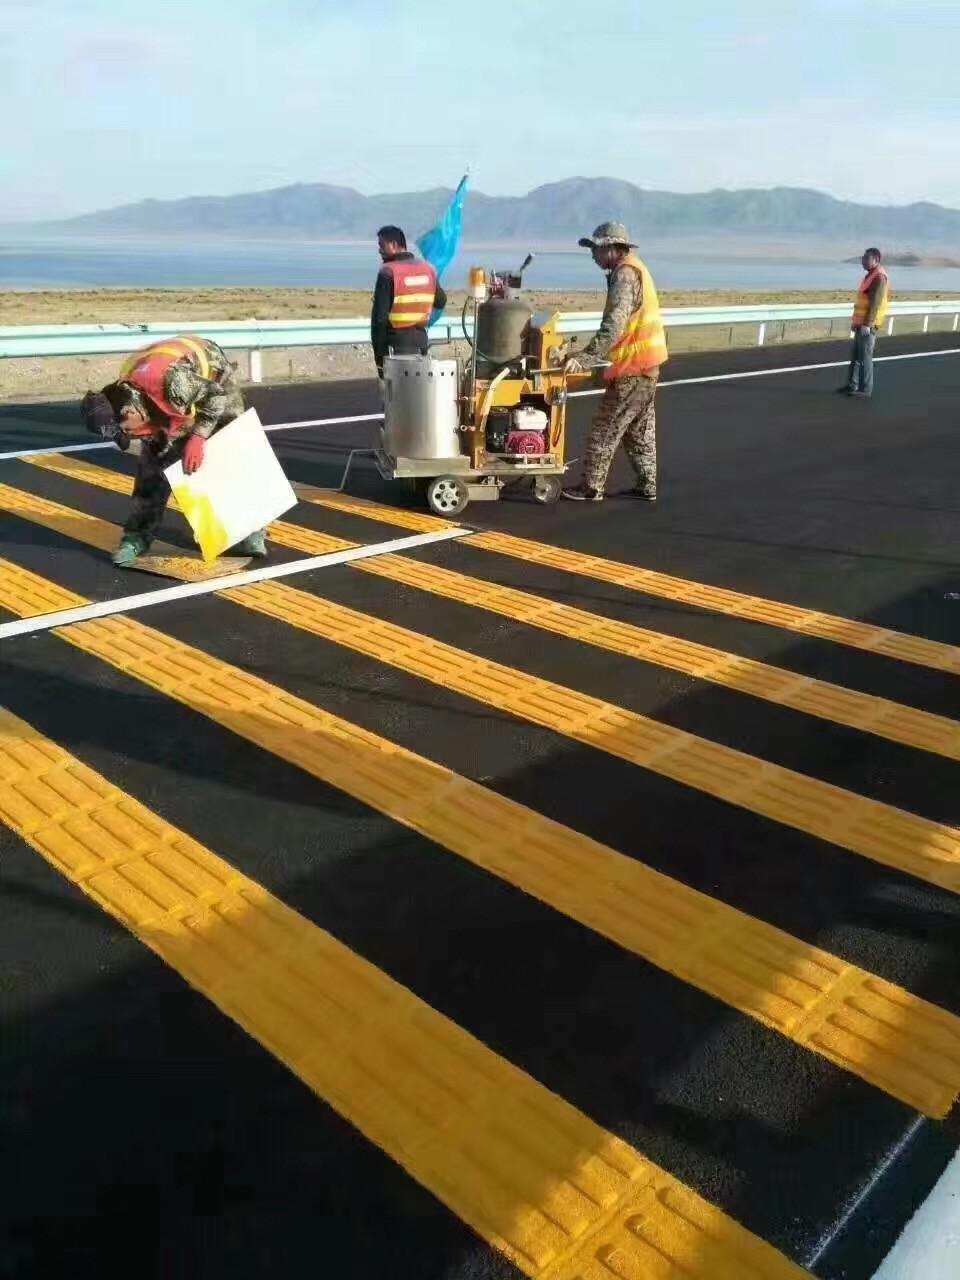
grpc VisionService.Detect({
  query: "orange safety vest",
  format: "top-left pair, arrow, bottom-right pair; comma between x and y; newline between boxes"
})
383,258 -> 438,329
118,335 -> 214,435
605,255 -> 668,380
852,267 -> 890,329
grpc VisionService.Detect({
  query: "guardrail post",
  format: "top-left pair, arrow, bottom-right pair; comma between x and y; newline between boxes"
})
954,314 -> 959,332
886,317 -> 895,336
923,315 -> 930,333
757,323 -> 766,346
249,349 -> 263,384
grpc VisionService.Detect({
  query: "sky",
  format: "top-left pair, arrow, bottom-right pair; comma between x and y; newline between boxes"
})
2,0 -> 959,221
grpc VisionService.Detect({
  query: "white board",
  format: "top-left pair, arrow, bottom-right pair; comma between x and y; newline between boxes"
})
165,408 -> 297,561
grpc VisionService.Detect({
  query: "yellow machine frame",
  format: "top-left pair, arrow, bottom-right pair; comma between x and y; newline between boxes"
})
461,311 -> 582,471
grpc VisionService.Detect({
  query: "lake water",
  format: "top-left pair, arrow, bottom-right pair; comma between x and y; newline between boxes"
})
2,236 -> 960,294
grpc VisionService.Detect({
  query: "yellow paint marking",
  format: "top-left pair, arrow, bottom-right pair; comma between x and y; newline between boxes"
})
0,481 -> 179,556
1,539 -> 959,1115
294,480 -> 452,532
0,705 -> 807,1278
21,454 -> 347,557
8,478 -> 960,900
292,487 -> 960,676
21,456 -> 960,766
36,459 -> 958,677
355,554 -> 960,764
226,580 -> 960,899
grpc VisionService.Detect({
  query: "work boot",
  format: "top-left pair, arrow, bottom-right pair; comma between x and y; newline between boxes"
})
630,487 -> 657,502
239,530 -> 268,557
111,534 -> 149,566
562,485 -> 603,502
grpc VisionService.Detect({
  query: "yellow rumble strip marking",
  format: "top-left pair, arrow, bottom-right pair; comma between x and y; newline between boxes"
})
225,581 -> 960,898
0,706 -> 808,1278
1,553 -> 960,1116
355,554 -> 960,764
7,480 -> 960,899
291,486 -> 960,677
0,479 -> 186,557
20,456 -> 349,558
21,456 -> 960,765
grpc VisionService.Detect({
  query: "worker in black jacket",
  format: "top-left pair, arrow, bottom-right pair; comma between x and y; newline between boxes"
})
371,225 -> 447,375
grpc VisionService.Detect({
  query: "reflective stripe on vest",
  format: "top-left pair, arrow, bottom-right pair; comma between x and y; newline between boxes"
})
605,255 -> 669,380
384,258 -> 438,328
852,268 -> 890,328
118,335 -> 213,433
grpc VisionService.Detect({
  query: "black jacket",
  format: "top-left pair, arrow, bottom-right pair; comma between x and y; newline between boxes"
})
371,251 -> 448,372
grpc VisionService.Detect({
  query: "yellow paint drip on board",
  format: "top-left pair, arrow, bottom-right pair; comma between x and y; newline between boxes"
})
171,485 -> 232,561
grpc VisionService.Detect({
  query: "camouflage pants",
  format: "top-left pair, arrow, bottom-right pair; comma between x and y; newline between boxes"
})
582,372 -> 658,496
124,387 -> 248,543
124,438 -> 184,541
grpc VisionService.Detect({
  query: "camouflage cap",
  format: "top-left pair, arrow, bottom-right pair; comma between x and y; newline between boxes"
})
578,221 -> 637,249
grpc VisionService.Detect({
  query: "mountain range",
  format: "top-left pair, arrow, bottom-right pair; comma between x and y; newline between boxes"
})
34,178 -> 960,245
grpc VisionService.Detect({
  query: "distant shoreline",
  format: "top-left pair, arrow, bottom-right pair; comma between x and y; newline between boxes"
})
845,252 -> 960,269
0,285 -> 955,327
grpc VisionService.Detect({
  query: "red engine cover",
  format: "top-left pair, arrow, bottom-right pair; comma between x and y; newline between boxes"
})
506,430 -> 545,455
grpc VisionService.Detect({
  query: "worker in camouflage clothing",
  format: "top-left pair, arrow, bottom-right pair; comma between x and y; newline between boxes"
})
81,335 -> 267,565
562,222 -> 668,502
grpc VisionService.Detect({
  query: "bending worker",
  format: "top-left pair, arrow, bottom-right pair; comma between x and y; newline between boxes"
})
840,247 -> 890,399
371,224 -> 447,376
562,222 -> 668,503
81,334 -> 267,565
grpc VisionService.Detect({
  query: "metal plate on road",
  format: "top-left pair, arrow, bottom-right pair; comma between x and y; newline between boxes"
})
126,553 -> 253,580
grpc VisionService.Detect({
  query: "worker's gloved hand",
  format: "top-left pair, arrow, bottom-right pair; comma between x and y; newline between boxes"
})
182,435 -> 206,475
563,357 -> 585,375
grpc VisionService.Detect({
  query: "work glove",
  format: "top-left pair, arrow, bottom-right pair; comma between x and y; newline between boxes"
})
563,357 -> 585,375
182,435 -> 206,475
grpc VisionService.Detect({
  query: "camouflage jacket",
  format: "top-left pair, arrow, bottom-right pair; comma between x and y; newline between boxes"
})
579,261 -> 643,367
114,339 -> 242,441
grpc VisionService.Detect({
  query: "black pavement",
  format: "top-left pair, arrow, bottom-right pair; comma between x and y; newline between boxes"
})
1,334 -> 959,1280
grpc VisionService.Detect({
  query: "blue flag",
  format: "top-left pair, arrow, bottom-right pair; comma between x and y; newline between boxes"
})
417,174 -> 468,325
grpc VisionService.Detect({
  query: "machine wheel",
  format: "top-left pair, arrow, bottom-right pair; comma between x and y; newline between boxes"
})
425,475 -> 469,517
531,475 -> 562,505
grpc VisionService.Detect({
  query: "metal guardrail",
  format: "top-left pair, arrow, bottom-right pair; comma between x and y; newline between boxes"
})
1,301 -> 958,382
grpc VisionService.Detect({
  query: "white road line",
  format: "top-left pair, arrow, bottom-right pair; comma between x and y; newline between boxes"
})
258,411 -> 384,433
802,1116 -> 926,1270
0,439 -> 115,461
663,344 -> 960,389
0,527 -> 469,641
570,345 -> 960,396
2,345 -> 959,461
0,414 -> 383,461
872,1147 -> 960,1278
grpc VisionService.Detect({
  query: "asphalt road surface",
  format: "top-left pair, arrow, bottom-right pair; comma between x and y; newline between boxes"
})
2,333 -> 959,1280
